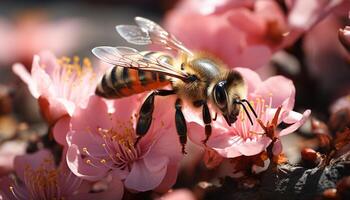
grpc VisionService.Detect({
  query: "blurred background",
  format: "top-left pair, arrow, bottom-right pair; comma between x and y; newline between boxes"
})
0,0 -> 178,74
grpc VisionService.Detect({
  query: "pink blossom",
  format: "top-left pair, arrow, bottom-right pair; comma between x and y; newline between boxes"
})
0,13 -> 82,67
64,95 -> 183,192
164,0 -> 347,69
187,67 -> 311,158
0,149 -> 124,200
12,51 -> 102,125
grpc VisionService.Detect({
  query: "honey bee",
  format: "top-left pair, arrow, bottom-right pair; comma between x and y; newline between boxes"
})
92,17 -> 257,153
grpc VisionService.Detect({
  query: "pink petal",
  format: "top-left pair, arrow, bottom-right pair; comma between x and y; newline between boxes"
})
141,96 -> 182,172
66,129 -> 116,173
57,98 -> 76,116
53,115 -> 71,146
58,159 -> 84,196
125,156 -> 168,192
252,76 -> 295,110
279,109 -> 311,136
141,120 -> 182,160
36,51 -> 60,75
30,55 -> 54,97
217,136 -> 272,157
187,121 -> 229,147
71,96 -> 112,132
265,107 -> 290,125
66,144 -> 108,181
282,110 -> 304,124
153,94 -> 177,120
113,95 -> 141,123
154,163 -> 180,193
187,122 -> 206,146
139,94 -> 180,154
14,149 -> 53,182
182,105 -> 203,126
188,121 -> 272,158
70,172 -> 124,200
12,63 -> 39,97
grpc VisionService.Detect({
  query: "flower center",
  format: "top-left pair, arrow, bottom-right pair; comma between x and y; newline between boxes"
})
51,56 -> 96,104
57,56 -> 93,78
231,94 -> 273,140
9,157 -> 80,200
82,117 -> 140,172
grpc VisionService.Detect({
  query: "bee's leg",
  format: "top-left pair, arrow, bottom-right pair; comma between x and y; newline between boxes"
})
136,89 -> 175,145
175,98 -> 187,154
202,102 -> 212,144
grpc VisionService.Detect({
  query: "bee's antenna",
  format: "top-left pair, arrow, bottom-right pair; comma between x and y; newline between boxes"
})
241,99 -> 258,119
235,100 -> 254,125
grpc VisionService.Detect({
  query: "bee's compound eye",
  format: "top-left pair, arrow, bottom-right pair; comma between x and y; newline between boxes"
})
214,81 -> 227,108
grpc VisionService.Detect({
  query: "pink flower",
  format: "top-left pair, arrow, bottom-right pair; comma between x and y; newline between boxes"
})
0,13 -> 83,67
64,95 -> 183,192
187,67 -> 311,158
164,0 -> 347,69
0,149 -> 124,200
12,51 -> 102,125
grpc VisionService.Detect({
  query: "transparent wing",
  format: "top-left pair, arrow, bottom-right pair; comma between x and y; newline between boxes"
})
92,46 -> 189,81
116,17 -> 193,56
116,25 -> 150,45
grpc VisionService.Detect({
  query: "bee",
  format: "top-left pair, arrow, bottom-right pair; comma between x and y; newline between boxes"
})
92,17 -> 257,153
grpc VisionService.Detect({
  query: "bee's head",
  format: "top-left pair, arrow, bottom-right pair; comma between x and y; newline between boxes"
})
212,80 -> 240,125
212,72 -> 257,126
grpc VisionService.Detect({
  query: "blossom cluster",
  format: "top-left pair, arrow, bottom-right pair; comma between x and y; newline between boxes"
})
0,50 -> 309,200
0,0 -> 348,199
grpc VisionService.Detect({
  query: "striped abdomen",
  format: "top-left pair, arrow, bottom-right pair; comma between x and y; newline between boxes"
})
96,51 -> 173,99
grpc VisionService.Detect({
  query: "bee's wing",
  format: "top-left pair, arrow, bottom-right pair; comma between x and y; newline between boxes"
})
116,16 -> 193,56
92,46 -> 189,81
